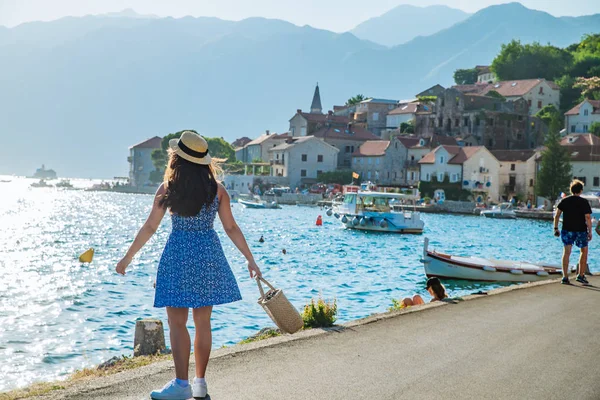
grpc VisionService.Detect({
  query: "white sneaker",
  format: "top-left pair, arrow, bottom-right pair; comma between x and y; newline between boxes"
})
150,379 -> 192,400
192,380 -> 208,399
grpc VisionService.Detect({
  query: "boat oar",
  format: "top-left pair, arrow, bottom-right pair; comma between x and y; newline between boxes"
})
79,248 -> 94,263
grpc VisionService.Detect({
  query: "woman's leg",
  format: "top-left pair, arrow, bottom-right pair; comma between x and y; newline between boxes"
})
166,307 -> 191,380
192,306 -> 213,379
412,295 -> 425,305
401,297 -> 414,307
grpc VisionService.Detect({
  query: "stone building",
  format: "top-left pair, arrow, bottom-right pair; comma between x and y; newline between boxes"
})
128,136 -> 162,188
415,88 -> 546,150
491,150 -> 537,201
269,136 -> 339,189
353,98 -> 399,136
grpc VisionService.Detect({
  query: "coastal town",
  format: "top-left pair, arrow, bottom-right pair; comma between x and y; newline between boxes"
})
129,67 -> 600,208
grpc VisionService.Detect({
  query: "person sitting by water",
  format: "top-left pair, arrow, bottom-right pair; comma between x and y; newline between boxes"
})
426,277 -> 448,301
399,295 -> 425,308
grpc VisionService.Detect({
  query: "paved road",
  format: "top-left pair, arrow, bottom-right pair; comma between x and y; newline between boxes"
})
49,278 -> 600,400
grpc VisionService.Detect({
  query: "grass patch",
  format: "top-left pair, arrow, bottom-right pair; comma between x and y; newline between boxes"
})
238,328 -> 281,344
302,297 -> 337,328
0,353 -> 172,400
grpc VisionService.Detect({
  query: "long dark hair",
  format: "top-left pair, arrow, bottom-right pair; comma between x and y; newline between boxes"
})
159,151 -> 218,216
426,278 -> 447,300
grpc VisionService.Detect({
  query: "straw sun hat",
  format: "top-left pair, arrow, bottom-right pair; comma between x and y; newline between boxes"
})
169,131 -> 212,165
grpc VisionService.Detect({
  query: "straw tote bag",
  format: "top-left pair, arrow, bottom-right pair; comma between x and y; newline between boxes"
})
256,277 -> 303,334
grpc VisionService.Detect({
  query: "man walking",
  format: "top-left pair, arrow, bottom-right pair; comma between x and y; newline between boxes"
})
553,180 -> 593,284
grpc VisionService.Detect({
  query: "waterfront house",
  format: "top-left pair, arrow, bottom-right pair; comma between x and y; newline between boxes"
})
288,85 -> 380,169
564,100 -> 600,134
235,131 -> 289,163
419,145 -> 501,202
476,65 -> 497,84
415,87 -> 546,150
491,150 -> 537,201
354,98 -> 399,136
269,136 -> 339,189
453,79 -> 560,115
128,136 -> 162,188
560,134 -> 600,190
405,135 -> 459,185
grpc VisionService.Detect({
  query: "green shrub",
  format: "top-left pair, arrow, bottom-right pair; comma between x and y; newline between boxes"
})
238,328 -> 281,344
302,298 -> 337,328
389,298 -> 406,311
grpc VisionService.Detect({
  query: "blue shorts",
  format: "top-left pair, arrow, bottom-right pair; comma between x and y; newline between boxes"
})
561,230 -> 588,248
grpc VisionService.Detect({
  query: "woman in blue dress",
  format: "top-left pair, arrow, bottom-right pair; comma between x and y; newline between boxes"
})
116,131 -> 261,400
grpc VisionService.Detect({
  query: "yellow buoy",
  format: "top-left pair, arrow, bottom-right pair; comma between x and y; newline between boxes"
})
79,248 -> 94,263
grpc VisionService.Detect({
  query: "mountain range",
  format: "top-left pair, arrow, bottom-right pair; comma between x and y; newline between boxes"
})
350,5 -> 470,47
0,2 -> 599,178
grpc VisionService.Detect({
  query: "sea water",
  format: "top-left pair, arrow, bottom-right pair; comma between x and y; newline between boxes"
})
0,178 -> 595,391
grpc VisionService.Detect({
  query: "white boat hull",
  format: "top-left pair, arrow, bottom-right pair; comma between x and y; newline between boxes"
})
422,238 -> 561,282
336,213 -> 424,234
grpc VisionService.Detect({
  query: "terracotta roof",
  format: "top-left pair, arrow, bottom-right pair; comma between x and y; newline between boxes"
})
294,111 -> 351,125
268,136 -> 338,152
481,79 -> 558,97
388,103 -> 419,115
353,141 -> 390,157
231,137 -> 252,148
565,99 -> 600,116
561,133 -> 600,146
130,136 -> 162,149
418,145 -> 483,165
410,135 -> 458,149
246,132 -> 288,146
360,98 -> 398,105
311,124 -> 381,141
395,136 -> 420,149
476,65 -> 491,74
491,149 -> 536,162
565,146 -> 600,162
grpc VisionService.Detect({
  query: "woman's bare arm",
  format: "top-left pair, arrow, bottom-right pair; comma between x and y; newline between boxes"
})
116,184 -> 167,275
217,184 -> 261,278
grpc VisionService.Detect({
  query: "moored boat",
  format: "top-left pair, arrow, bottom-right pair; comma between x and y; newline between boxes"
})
421,238 -> 562,282
329,187 -> 424,234
30,179 -> 53,188
239,198 -> 281,209
481,202 -> 516,219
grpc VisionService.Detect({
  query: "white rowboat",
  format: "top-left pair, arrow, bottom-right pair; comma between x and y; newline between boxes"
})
421,238 -> 562,282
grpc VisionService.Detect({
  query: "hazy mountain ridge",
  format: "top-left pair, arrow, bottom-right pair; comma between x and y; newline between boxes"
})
0,3 -> 599,177
351,4 -> 471,47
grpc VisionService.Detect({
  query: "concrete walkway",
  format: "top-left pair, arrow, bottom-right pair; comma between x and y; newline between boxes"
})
45,277 -> 600,400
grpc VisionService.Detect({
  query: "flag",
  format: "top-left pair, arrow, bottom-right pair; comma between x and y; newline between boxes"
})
352,172 -> 359,179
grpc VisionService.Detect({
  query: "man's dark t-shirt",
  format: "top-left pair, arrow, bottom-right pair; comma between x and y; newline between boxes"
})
558,195 -> 592,232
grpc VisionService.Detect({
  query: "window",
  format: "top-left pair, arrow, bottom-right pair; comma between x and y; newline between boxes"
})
464,117 -> 469,127
528,99 -> 532,107
511,164 -> 515,171
301,126 -> 306,136
584,109 -> 589,116
441,98 -> 445,107
345,146 -> 351,153
351,146 -> 355,153
593,177 -> 600,187
376,158 -> 380,165
430,118 -> 435,127
488,139 -> 493,147
438,172 -> 444,182
353,158 -> 357,164
317,154 -> 323,162
574,176 -> 586,185
537,100 -> 542,109
373,112 -> 379,121
301,169 -> 307,177
455,118 -> 460,127
317,170 -> 323,176
517,133 -> 522,140
438,117 -> 443,127
291,127 -> 296,135
571,125 -> 576,133
387,171 -> 390,179
426,173 -> 430,181
282,154 -> 285,164
368,158 -> 372,165
476,116 -> 481,126
518,115 -> 523,121
367,171 -> 372,179
276,153 -> 279,160
360,158 -> 363,164
411,155 -> 415,161
529,179 -> 534,187
395,142 -> 398,149
584,125 -> 589,132
539,87 -> 544,95
440,156 -> 445,164
455,97 -> 460,106
488,118 -> 494,126
301,154 -> 307,162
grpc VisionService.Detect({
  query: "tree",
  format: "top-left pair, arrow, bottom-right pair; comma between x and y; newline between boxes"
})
535,104 -> 562,128
590,121 -> 600,136
535,117 -> 572,202
556,75 -> 582,113
453,68 -> 478,85
346,94 -> 366,106
574,76 -> 600,100
400,120 -> 415,134
205,137 -> 236,161
317,170 -> 353,184
492,40 -> 573,81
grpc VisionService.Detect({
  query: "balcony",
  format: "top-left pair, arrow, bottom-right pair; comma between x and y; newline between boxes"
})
404,160 -> 419,168
270,160 -> 284,165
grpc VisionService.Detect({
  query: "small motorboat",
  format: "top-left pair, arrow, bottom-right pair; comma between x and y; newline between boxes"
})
30,179 -> 53,188
481,202 -> 516,219
421,238 -> 562,282
239,199 -> 281,209
55,179 -> 74,188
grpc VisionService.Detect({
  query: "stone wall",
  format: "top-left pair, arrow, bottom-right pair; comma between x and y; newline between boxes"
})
434,200 -> 477,214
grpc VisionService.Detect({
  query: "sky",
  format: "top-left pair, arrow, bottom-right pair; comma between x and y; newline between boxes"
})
1,0 -> 600,32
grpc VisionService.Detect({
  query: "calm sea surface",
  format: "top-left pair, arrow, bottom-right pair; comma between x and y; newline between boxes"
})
1,177 -> 597,391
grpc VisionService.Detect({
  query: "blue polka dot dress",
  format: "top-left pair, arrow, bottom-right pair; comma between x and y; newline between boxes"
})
154,196 -> 242,308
